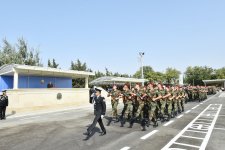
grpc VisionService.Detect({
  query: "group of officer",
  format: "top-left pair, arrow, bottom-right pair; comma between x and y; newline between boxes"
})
106,82 -> 209,131
0,90 -> 8,120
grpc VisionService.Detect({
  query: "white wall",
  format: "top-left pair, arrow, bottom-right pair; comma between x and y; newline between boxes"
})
6,88 -> 90,109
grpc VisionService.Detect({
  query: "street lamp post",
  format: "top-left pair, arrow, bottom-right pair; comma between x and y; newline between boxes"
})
139,52 -> 145,86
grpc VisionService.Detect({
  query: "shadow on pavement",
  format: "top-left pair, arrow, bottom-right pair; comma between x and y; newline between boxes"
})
83,126 -> 101,141
6,111 -> 16,117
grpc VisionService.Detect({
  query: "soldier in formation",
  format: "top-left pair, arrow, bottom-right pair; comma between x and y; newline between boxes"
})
106,82 -> 216,131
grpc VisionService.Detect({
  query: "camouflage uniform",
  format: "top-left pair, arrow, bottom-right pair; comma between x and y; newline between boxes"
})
159,88 -> 167,118
167,87 -> 174,119
108,89 -> 121,118
121,89 -> 133,127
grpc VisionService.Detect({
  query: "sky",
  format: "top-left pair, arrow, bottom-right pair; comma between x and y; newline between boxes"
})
0,0 -> 225,75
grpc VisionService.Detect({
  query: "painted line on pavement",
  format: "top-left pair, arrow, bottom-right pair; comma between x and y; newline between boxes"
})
192,105 -> 200,110
120,147 -> 130,150
173,142 -> 200,149
140,130 -> 158,140
185,110 -> 191,114
161,104 -> 222,150
163,121 -> 174,127
181,135 -> 204,140
177,114 -> 184,119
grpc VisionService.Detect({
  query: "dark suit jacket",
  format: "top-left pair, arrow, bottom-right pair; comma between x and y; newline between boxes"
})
92,96 -> 106,116
0,96 -> 8,107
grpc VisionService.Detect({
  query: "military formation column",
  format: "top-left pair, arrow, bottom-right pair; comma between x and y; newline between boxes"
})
106,82 -> 215,131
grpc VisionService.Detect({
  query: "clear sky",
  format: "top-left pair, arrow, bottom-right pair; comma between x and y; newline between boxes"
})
0,0 -> 225,75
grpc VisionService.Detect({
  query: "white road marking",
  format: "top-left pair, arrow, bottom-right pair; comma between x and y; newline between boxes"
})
200,103 -> 203,105
199,104 -> 222,150
19,116 -> 41,121
173,142 -> 200,149
186,130 -> 207,134
214,128 -> 225,131
161,104 -> 222,150
168,148 -> 186,150
176,115 -> 184,119
197,118 -> 213,122
192,105 -> 200,110
181,135 -> 204,140
194,122 -> 211,125
140,130 -> 158,140
120,147 -> 130,150
163,121 -> 174,127
185,110 -> 191,114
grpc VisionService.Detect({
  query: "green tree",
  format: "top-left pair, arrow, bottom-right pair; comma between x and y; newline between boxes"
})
164,68 -> 181,84
105,68 -> 113,76
48,59 -> 59,68
133,66 -> 154,78
215,67 -> 225,79
70,59 -> 89,88
146,71 -> 165,82
184,66 -> 214,85
0,38 -> 42,66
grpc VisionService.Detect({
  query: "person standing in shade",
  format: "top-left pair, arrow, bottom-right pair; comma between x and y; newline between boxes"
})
0,90 -> 8,120
83,88 -> 106,139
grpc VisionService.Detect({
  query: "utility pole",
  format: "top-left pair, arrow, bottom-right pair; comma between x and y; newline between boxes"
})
139,52 -> 145,86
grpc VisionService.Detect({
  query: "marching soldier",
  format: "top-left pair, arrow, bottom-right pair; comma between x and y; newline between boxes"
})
167,86 -> 175,119
151,83 -> 162,127
129,83 -> 146,130
83,88 -> 106,139
107,85 -> 121,126
172,85 -> 179,117
120,84 -> 133,127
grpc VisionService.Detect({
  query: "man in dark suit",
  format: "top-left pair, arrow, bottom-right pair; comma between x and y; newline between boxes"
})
84,88 -> 106,138
0,90 -> 8,120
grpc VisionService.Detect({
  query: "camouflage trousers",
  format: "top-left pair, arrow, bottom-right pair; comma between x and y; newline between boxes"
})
149,101 -> 157,121
111,99 -> 119,118
124,101 -> 133,119
160,100 -> 166,116
167,100 -> 173,115
135,101 -> 144,117
173,100 -> 178,112
177,99 -> 182,112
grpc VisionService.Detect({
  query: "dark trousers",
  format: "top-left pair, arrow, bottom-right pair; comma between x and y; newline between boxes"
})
0,106 -> 6,119
87,114 -> 106,133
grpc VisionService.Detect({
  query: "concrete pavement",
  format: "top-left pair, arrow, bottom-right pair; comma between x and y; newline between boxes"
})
0,93 -> 224,150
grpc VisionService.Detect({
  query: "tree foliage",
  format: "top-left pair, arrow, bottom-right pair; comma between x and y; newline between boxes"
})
133,66 -> 154,78
164,68 -> 181,84
48,59 -> 59,68
184,66 -> 215,85
0,38 -> 42,66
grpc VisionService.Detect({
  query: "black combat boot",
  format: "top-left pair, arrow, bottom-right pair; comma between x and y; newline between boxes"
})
129,117 -> 136,128
167,114 -> 171,121
107,117 -> 113,126
153,119 -> 158,128
141,119 -> 147,131
120,117 -> 126,127
114,116 -> 120,123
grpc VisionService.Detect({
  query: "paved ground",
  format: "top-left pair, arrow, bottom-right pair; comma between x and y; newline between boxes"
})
0,92 -> 225,150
